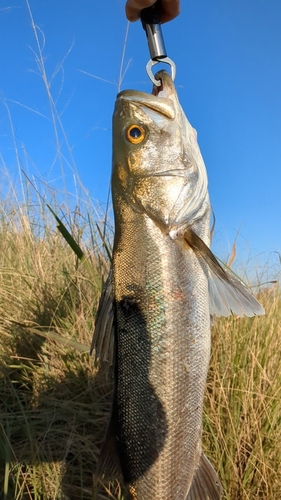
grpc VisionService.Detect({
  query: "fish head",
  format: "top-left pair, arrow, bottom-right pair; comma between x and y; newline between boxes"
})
112,71 -> 209,232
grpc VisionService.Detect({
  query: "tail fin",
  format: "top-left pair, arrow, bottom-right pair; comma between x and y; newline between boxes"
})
186,454 -> 222,500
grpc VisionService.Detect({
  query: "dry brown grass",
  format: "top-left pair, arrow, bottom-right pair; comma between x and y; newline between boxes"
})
205,285 -> 281,499
0,190 -> 115,500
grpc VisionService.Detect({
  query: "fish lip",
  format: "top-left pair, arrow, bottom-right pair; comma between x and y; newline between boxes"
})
117,71 -> 176,120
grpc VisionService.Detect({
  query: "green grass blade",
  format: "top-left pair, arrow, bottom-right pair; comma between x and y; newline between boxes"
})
47,204 -> 102,290
26,327 -> 89,353
96,223 -> 112,263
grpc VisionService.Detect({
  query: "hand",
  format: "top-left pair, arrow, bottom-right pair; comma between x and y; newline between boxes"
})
125,0 -> 180,23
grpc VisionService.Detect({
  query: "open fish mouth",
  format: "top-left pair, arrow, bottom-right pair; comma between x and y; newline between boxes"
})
117,70 -> 176,120
151,70 -> 176,98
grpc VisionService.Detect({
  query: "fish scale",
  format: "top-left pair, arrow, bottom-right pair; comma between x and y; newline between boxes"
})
91,70 -> 264,500
113,210 -> 211,499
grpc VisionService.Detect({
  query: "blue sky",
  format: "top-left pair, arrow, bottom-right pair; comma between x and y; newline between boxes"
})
1,0 -> 280,276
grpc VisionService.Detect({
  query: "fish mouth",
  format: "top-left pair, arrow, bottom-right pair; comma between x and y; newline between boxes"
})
117,70 -> 176,120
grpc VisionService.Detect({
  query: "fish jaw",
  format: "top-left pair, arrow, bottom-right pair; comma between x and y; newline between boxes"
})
112,71 -> 209,233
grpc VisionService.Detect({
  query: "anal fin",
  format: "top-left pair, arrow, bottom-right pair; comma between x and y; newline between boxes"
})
186,454 -> 222,500
95,418 -> 122,480
93,413 -> 123,499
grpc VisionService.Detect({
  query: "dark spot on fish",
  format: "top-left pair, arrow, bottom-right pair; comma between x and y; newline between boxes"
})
114,293 -> 168,483
120,296 -> 139,315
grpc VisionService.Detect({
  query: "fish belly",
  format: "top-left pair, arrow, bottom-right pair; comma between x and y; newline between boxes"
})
113,208 -> 211,500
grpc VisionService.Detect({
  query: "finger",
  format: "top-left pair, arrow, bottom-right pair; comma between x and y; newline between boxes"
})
125,0 -> 180,23
125,0 -> 156,22
160,0 -> 180,23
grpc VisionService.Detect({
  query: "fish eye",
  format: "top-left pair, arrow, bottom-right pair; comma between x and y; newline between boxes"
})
125,124 -> 146,144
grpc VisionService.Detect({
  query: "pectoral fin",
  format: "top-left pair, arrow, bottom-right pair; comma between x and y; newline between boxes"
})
186,454 -> 222,500
183,228 -> 265,317
90,269 -> 116,367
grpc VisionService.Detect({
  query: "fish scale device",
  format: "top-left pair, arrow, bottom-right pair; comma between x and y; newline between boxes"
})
140,2 -> 176,86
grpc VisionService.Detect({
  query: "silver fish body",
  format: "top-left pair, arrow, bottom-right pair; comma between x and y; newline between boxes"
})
92,71 -> 264,500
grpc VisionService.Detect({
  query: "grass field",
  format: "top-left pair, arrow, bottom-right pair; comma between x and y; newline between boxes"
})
0,179 -> 280,500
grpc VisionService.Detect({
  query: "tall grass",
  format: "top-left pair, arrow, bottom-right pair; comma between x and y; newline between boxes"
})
204,285 -> 281,499
0,176 -> 113,500
0,173 -> 280,499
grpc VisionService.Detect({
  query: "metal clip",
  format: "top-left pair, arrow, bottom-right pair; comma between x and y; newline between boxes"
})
141,2 -> 176,86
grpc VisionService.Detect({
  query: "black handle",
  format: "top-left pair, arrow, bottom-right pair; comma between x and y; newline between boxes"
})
140,1 -> 161,28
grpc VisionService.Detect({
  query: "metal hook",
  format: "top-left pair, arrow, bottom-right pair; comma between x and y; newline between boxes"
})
146,57 -> 176,87
141,2 -> 176,86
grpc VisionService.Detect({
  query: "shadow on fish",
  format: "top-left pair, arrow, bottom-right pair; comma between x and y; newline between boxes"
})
91,71 -> 264,500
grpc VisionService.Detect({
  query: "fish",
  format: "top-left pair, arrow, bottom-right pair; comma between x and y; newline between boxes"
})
91,70 -> 264,500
